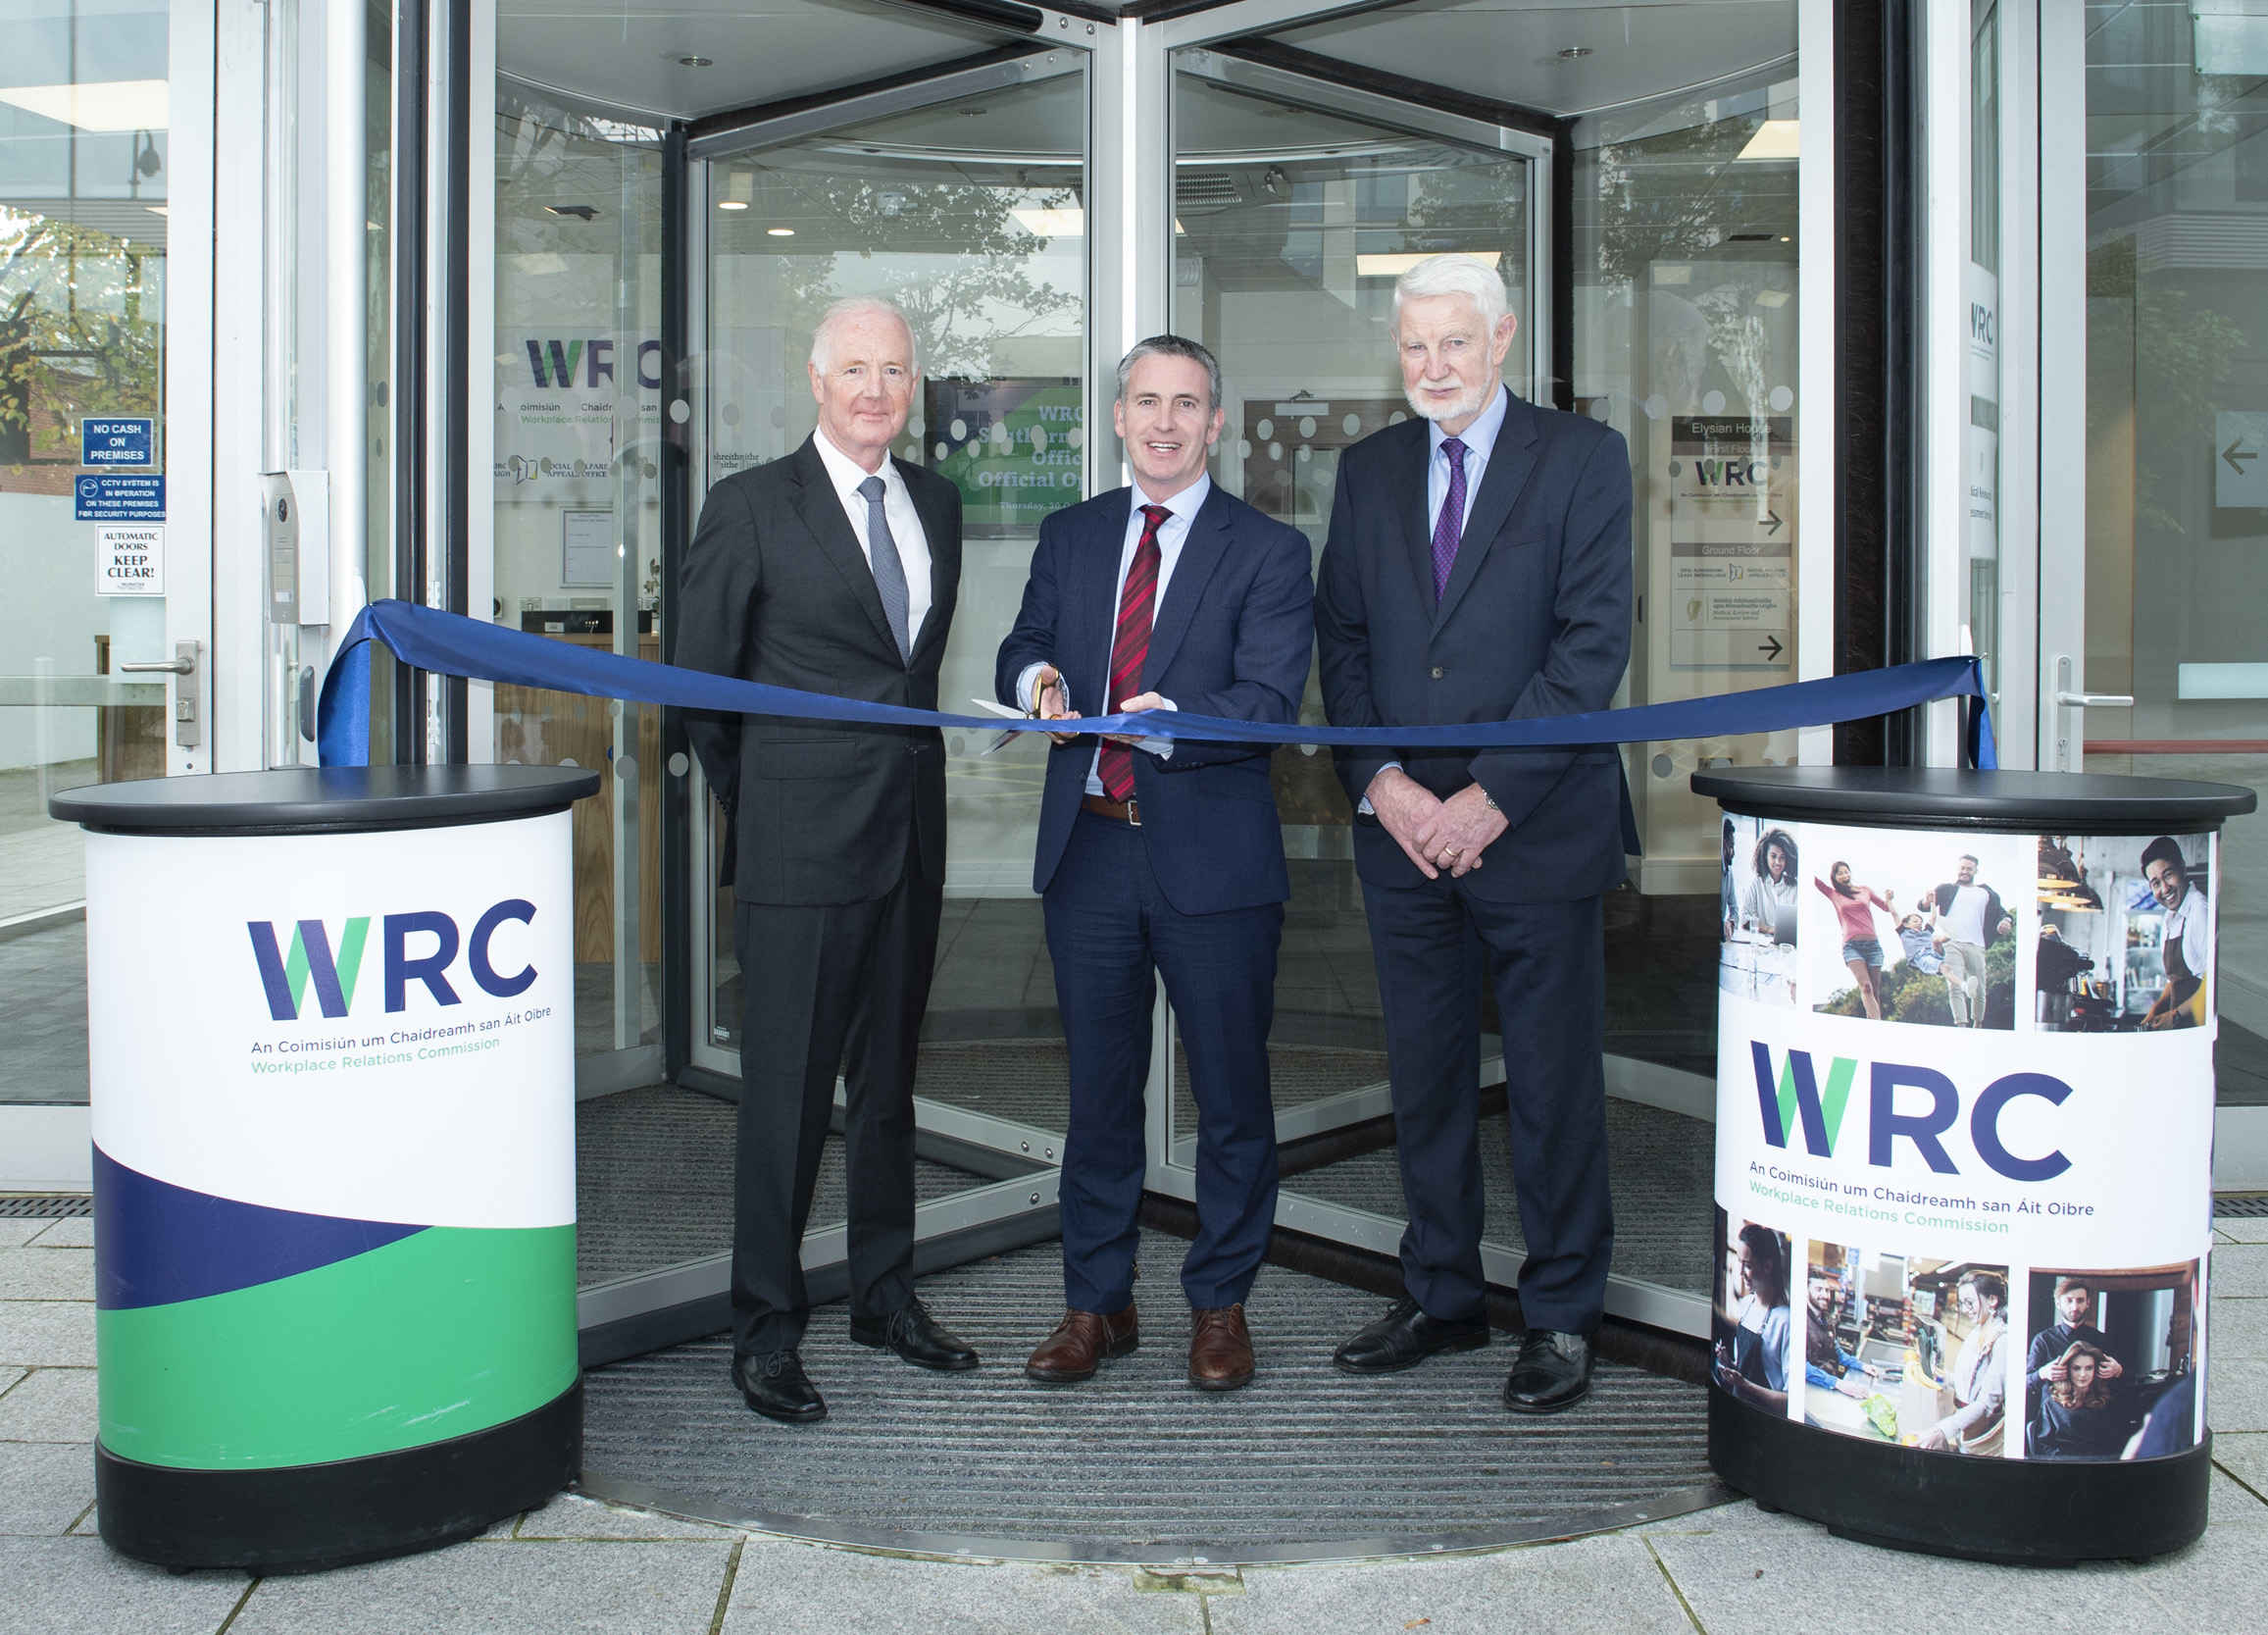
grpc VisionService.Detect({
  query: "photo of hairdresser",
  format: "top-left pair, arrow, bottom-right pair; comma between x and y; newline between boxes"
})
2023,1265 -> 2200,1460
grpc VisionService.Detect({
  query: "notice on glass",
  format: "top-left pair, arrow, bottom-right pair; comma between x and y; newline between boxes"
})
1668,416 -> 1793,671
97,525 -> 164,596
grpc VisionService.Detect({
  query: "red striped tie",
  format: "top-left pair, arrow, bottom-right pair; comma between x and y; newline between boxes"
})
1097,503 -> 1171,801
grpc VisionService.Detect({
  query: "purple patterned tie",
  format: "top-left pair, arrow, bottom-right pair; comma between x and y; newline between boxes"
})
1432,435 -> 1468,599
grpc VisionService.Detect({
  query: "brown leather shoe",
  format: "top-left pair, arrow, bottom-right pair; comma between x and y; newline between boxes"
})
1187,1303 -> 1254,1392
1024,1304 -> 1138,1384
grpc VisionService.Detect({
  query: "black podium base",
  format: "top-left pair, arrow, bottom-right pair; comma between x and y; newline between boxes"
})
96,1377 -> 581,1573
1708,1385 -> 2208,1563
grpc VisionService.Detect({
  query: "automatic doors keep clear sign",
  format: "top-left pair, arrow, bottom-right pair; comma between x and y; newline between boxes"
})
97,526 -> 164,596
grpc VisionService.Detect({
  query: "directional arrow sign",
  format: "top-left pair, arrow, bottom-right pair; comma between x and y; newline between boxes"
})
2217,412 -> 2268,507
1758,636 -> 1785,662
1762,510 -> 1785,536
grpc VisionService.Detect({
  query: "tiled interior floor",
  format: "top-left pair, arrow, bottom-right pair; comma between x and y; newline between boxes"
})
7,1209 -> 2268,1632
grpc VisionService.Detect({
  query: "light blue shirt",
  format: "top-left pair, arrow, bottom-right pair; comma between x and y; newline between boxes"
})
1018,474 -> 1208,791
1426,383 -> 1510,542
1365,386 -> 1511,811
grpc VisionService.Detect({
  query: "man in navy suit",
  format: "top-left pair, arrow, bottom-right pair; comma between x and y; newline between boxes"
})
1315,254 -> 1635,1414
996,335 -> 1313,1392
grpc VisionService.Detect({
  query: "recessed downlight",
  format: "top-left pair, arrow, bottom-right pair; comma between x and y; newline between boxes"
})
717,200 -> 748,211
678,55 -> 713,68
767,227 -> 795,237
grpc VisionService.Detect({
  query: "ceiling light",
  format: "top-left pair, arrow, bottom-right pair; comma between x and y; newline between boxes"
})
544,204 -> 597,221
0,79 -> 168,132
1753,289 -> 1790,308
1737,119 -> 1799,162
1557,46 -> 1592,60
1355,249 -> 1502,278
767,227 -> 795,236
1010,206 -> 1084,237
678,55 -> 713,68
717,200 -> 748,211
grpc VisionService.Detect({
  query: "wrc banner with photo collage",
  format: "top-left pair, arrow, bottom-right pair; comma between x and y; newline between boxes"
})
1713,820 -> 2216,1466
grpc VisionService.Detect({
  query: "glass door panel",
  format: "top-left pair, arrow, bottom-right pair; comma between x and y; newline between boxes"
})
1,1 -> 178,1120
1163,55 -> 1538,1187
693,63 -> 1088,1160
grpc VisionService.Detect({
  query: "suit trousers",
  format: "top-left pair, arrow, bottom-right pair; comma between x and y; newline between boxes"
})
731,835 -> 941,1356
1359,876 -> 1614,1334
1044,812 -> 1283,1313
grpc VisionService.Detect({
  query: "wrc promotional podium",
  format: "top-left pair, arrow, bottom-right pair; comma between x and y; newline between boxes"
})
50,765 -> 599,1571
1692,766 -> 2255,1562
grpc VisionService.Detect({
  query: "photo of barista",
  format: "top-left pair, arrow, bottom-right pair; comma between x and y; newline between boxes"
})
2036,834 -> 2214,1033
1805,827 -> 2026,1029
1719,814 -> 1799,1006
1712,1210 -> 1793,1416
2022,1262 -> 2202,1460
1793,1247 -> 2013,1455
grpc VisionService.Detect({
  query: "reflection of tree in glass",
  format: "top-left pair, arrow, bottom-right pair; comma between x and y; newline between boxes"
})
773,178 -> 1081,379
0,214 -> 163,466
2089,236 -> 2245,543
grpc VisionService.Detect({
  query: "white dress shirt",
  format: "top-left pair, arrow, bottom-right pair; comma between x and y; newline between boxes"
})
812,427 -> 932,648
1018,474 -> 1207,792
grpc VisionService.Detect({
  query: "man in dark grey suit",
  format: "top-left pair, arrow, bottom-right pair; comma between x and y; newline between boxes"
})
678,296 -> 979,1424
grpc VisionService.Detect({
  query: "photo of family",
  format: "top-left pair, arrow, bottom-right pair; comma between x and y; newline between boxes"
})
1712,1210 -> 1792,1415
2022,1263 -> 2202,1459
1805,827 -> 2026,1029
2036,834 -> 2215,1033
1790,1246 -> 2012,1455
1719,814 -> 1800,1006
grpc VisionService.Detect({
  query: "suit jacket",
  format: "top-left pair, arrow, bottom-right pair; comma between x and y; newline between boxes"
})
1315,389 -> 1636,903
994,485 -> 1313,917
678,436 -> 961,905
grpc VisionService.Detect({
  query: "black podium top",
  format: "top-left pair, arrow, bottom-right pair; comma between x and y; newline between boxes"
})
49,765 -> 602,837
1690,766 -> 2256,832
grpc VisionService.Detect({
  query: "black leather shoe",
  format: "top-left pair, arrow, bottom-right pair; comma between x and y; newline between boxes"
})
1333,1297 -> 1489,1375
1503,1329 -> 1592,1414
849,1298 -> 981,1371
731,1350 -> 827,1424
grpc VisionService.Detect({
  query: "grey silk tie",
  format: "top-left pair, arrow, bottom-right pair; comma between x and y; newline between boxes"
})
857,474 -> 913,662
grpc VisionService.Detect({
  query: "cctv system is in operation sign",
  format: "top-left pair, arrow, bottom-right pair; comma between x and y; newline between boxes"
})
1699,767 -> 2253,1563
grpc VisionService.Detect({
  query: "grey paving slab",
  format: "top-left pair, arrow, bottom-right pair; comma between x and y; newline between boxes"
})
231,1538 -> 735,1635
2209,1357 -> 2268,1432
1647,1525 -> 2147,1632
719,1539 -> 1204,1635
0,1538 -> 247,1635
0,1248 -> 94,1300
1218,1536 -> 1694,1635
0,1442 -> 95,1535
0,1363 -> 23,1397
2212,1244 -> 2268,1297
2213,1297 -> 2268,1359
517,1492 -> 741,1541
0,1301 -> 96,1366
0,1221 -> 45,1248
0,1367 -> 96,1441
2108,1484 -> 2268,1631
2215,1216 -> 2268,1245
2215,1432 -> 2268,1499
30,1217 -> 94,1248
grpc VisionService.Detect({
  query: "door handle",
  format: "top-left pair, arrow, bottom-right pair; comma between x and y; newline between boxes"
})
119,655 -> 194,674
120,639 -> 201,748
2052,655 -> 2132,710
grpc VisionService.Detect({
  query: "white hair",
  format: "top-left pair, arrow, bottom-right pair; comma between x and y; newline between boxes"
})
809,296 -> 919,374
1390,254 -> 1508,337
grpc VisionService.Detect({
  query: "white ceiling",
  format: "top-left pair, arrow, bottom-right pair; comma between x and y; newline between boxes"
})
497,0 -> 1005,122
1281,0 -> 1796,121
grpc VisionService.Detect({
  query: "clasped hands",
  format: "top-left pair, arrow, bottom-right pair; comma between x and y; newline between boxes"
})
1367,765 -> 1506,880
1031,663 -> 1165,747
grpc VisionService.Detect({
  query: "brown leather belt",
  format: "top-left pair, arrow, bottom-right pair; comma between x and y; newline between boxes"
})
1081,793 -> 1140,828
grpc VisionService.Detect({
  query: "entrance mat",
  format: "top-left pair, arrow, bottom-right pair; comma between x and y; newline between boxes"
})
580,1228 -> 1725,1562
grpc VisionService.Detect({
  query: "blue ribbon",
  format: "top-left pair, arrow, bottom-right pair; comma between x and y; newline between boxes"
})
317,598 -> 1997,771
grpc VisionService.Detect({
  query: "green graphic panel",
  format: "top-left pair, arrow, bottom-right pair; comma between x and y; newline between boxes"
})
98,1224 -> 576,1470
